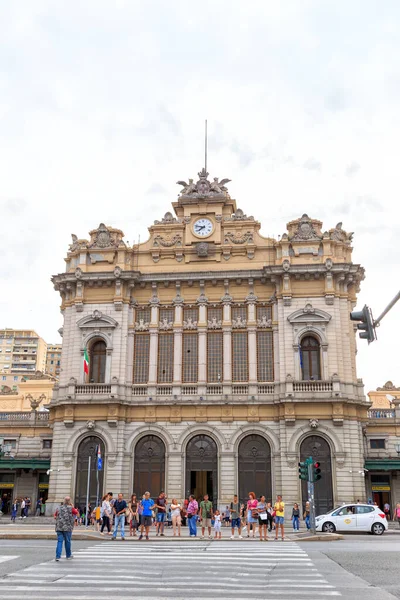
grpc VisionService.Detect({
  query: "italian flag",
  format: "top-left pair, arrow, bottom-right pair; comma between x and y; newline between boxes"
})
83,348 -> 90,375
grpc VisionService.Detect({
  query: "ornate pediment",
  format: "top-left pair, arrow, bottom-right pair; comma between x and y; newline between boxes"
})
287,303 -> 332,325
177,168 -> 231,200
77,310 -> 118,329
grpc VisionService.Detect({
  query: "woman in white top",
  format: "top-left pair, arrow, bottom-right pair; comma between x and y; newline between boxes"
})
170,499 -> 182,537
100,493 -> 112,535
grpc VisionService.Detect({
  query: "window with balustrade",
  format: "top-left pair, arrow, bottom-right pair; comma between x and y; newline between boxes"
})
157,333 -> 174,383
133,334 -> 150,384
300,336 -> 321,380
207,332 -> 223,382
257,331 -> 274,382
182,333 -> 198,383
232,331 -> 248,382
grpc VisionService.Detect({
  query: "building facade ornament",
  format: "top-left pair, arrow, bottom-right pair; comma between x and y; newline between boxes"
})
88,223 -> 118,249
154,211 -> 178,225
289,214 -> 322,242
257,315 -> 272,328
232,316 -> 247,329
135,319 -> 150,331
183,317 -> 198,330
309,418 -> 319,429
207,317 -> 222,329
177,169 -> 231,199
196,242 -> 209,257
86,420 -> 96,430
330,222 -> 354,244
153,233 -> 182,248
224,231 -> 254,245
159,318 -> 173,331
377,381 -> 400,391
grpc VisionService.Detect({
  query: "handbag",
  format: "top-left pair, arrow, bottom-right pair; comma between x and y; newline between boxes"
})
259,513 -> 268,521
251,509 -> 259,518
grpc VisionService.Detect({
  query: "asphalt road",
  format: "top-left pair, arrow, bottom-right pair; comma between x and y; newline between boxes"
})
0,535 -> 398,599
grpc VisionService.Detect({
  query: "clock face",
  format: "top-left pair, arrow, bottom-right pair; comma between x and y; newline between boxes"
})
193,218 -> 213,237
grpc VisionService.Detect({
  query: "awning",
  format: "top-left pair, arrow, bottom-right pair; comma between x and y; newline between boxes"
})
0,459 -> 51,470
365,459 -> 400,471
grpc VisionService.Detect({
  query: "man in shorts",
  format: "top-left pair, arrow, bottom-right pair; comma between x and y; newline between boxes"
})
155,491 -> 167,537
139,491 -> 154,541
230,494 -> 242,539
274,494 -> 285,541
198,494 -> 213,540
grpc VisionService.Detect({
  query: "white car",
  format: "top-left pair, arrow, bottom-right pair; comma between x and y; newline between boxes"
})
315,503 -> 388,535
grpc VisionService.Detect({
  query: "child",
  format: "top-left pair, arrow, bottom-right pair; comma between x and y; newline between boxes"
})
11,499 -> 18,522
213,509 -> 222,539
304,501 -> 310,530
292,503 -> 300,532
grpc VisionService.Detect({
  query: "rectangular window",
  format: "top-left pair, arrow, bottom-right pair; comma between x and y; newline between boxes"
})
4,439 -> 17,449
135,307 -> 151,325
183,306 -> 199,323
182,333 -> 198,383
232,305 -> 247,322
13,376 -> 18,381
232,331 -> 248,381
370,439 -> 385,449
257,331 -> 274,382
157,333 -> 174,383
133,334 -> 150,384
207,306 -> 223,322
159,307 -> 174,324
256,305 -> 273,321
42,440 -> 52,449
207,332 -> 223,382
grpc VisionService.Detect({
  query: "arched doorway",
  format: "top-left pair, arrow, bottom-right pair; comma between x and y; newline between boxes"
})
89,340 -> 107,383
300,336 -> 321,380
300,435 -> 333,515
75,436 -> 105,510
186,434 -> 218,505
133,435 -> 165,496
238,434 -> 272,504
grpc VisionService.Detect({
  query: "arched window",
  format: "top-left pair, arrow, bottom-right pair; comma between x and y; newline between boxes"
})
133,435 -> 165,496
300,435 -> 333,515
89,340 -> 106,383
238,434 -> 272,504
186,434 -> 218,505
300,336 -> 321,380
75,436 -> 105,509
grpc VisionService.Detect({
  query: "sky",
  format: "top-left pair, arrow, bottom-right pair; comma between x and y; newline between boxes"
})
0,0 -> 399,395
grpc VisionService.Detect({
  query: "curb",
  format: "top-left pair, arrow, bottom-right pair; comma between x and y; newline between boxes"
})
0,532 -> 343,541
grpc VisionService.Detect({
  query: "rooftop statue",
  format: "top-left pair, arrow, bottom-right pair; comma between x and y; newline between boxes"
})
177,168 -> 231,199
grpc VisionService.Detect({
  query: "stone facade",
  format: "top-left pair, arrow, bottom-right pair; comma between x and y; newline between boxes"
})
47,168 -> 368,514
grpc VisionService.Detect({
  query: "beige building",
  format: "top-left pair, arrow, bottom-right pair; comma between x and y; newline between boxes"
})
0,330 -> 47,386
364,381 -> 400,512
0,372 -> 54,512
47,167 -> 368,515
45,344 -> 62,379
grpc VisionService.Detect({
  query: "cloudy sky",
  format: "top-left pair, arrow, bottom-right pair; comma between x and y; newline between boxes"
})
1,0 -> 399,394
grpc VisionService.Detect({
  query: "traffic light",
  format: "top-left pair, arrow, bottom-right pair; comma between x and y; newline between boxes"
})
313,461 -> 322,482
350,305 -> 376,344
298,461 -> 308,481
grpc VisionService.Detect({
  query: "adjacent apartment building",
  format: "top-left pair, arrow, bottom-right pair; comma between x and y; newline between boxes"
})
0,329 -> 47,391
45,344 -> 62,378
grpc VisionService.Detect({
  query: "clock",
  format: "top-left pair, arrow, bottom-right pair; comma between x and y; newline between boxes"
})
193,218 -> 213,238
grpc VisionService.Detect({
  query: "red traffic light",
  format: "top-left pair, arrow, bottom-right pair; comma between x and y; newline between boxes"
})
314,462 -> 320,469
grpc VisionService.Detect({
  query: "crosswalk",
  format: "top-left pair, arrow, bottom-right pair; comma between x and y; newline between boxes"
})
0,541 -> 340,599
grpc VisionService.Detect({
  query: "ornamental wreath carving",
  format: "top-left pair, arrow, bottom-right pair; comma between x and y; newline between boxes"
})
232,316 -> 247,328
177,168 -> 231,198
207,317 -> 222,329
159,318 -> 173,331
153,234 -> 182,248
183,317 -> 198,330
257,315 -> 272,328
135,318 -> 150,331
224,231 -> 254,245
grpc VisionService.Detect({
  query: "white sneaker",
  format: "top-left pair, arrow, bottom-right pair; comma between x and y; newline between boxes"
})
230,535 -> 234,539
239,535 -> 243,539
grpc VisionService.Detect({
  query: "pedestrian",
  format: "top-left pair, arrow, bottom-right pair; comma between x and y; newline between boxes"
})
247,492 -> 258,538
111,493 -> 127,541
54,496 -> 75,561
266,502 -> 274,532
240,502 -> 246,532
257,495 -> 268,541
230,494 -> 242,539
94,504 -> 101,531
187,494 -> 198,537
35,498 -> 42,517
41,499 -> 46,516
223,505 -> 231,527
108,492 -> 115,528
25,497 -> 31,517
167,507 -> 172,528
100,493 -> 112,535
292,503 -> 300,532
274,495 -> 285,541
20,498 -> 26,519
170,498 -> 182,537
139,491 -> 154,541
128,494 -> 138,537
199,494 -> 213,540
395,503 -> 400,528
213,509 -> 222,539
11,498 -> 18,522
384,502 -> 391,520
155,491 -> 167,537
303,501 -> 310,530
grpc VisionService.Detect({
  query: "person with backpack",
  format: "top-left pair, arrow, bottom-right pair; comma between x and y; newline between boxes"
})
229,495 -> 242,539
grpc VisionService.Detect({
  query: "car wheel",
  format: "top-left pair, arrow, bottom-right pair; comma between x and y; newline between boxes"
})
322,522 -> 336,533
372,522 -> 385,536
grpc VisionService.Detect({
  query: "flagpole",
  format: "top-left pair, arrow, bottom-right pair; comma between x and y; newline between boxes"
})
85,455 -> 91,528
96,446 -> 99,508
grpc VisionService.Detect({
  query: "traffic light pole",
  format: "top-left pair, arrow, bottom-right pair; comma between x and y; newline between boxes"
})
374,290 -> 400,326
307,457 -> 316,535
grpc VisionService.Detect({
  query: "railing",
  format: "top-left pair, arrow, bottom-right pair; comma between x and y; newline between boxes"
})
232,385 -> 249,395
156,386 -> 173,395
75,384 -> 111,394
182,386 -> 197,395
0,412 -> 49,422
258,384 -> 274,394
367,409 -> 395,419
206,385 -> 223,395
293,381 -> 333,392
132,386 -> 147,396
